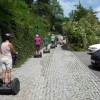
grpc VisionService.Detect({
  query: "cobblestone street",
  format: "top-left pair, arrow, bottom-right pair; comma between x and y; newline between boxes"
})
0,44 -> 100,100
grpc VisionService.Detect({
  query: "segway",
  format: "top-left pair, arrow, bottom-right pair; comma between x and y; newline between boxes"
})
55,42 -> 57,47
50,44 -> 55,49
0,78 -> 20,95
34,51 -> 42,58
43,47 -> 50,53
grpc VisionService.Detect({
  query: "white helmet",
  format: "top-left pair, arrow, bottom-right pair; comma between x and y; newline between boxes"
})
5,33 -> 12,39
36,34 -> 39,37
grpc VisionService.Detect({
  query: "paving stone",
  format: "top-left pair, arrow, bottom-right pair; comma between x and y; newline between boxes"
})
0,43 -> 100,100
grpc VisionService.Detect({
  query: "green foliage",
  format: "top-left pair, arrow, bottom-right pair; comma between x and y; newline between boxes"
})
64,3 -> 100,51
36,0 -> 64,34
0,0 -> 13,38
23,0 -> 33,8
69,3 -> 98,22
37,0 -> 50,4
0,0 -> 64,67
0,0 -> 52,66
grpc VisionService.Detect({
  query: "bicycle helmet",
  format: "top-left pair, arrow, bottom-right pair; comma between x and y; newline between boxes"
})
5,33 -> 12,39
36,34 -> 39,37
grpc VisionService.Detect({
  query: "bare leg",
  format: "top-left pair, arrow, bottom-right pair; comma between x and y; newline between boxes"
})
7,70 -> 11,83
36,50 -> 37,54
36,45 -> 38,54
38,45 -> 40,54
2,70 -> 7,83
36,48 -> 38,54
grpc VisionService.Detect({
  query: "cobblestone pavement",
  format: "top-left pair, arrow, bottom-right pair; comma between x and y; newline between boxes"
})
1,44 -> 100,100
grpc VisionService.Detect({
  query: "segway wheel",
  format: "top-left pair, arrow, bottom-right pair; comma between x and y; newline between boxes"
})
34,53 -> 36,58
43,50 -> 45,53
40,52 -> 42,57
0,78 -> 2,83
11,78 -> 20,95
48,49 -> 50,53
0,78 -> 2,87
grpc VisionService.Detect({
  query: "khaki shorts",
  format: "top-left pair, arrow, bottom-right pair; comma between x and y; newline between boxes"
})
1,58 -> 12,70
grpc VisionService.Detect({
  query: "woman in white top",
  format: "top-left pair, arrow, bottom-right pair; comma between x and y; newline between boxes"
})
0,33 -> 18,86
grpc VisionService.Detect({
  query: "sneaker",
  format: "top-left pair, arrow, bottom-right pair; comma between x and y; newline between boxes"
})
2,83 -> 7,88
7,83 -> 11,88
0,83 -> 2,87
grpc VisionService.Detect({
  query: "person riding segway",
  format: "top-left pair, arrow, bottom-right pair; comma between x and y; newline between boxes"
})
0,33 -> 20,94
34,34 -> 42,58
50,34 -> 55,49
43,36 -> 50,53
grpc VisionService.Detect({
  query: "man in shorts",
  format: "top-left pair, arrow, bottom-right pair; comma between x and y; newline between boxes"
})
0,33 -> 18,86
35,34 -> 41,54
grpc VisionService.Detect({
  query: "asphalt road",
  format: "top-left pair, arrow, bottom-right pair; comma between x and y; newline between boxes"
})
72,51 -> 100,79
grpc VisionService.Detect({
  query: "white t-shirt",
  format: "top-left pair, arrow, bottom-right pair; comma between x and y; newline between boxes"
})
1,41 -> 12,59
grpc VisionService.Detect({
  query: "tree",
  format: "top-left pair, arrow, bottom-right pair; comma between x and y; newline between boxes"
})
24,0 -> 33,7
36,0 -> 64,34
0,0 -> 13,39
49,0 -> 64,33
37,0 -> 50,4
69,2 -> 98,22
63,1 -> 100,51
69,2 -> 88,21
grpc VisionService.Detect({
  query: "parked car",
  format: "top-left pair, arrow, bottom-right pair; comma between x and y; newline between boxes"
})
91,49 -> 100,66
88,44 -> 100,53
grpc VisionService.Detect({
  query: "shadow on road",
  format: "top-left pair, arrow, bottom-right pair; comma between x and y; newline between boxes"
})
61,44 -> 68,50
87,52 -> 92,55
0,92 -> 12,95
88,65 -> 100,71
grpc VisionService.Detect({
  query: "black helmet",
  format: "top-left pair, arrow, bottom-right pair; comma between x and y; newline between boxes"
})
5,33 -> 12,39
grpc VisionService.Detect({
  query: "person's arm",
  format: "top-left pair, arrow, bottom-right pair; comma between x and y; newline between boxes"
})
40,38 -> 41,43
9,43 -> 18,54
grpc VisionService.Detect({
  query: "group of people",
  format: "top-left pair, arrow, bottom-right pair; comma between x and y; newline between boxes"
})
0,33 -> 63,87
34,34 -> 49,54
35,33 -> 60,54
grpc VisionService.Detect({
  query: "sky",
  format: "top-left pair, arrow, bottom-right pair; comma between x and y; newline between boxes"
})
58,0 -> 100,20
